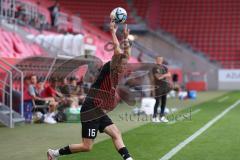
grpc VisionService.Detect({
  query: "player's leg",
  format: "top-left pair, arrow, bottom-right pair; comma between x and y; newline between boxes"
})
152,96 -> 160,122
104,124 -> 133,160
69,138 -> 94,152
104,124 -> 124,149
160,94 -> 168,122
47,120 -> 98,159
160,94 -> 167,116
47,138 -> 94,160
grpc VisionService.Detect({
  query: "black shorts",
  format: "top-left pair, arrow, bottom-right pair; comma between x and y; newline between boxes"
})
81,115 -> 113,139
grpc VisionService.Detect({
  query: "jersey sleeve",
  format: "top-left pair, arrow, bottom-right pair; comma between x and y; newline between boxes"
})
28,85 -> 36,97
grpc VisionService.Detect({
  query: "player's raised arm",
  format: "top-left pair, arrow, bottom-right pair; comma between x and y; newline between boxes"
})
110,21 -> 122,55
123,24 -> 131,59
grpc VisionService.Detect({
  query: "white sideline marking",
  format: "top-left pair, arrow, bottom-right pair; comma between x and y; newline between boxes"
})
168,109 -> 201,125
218,96 -> 229,103
159,100 -> 240,160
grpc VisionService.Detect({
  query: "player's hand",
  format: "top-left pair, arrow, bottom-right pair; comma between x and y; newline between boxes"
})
110,20 -> 118,33
123,24 -> 130,39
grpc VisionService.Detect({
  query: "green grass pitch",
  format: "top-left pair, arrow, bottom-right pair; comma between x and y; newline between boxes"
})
1,91 -> 240,160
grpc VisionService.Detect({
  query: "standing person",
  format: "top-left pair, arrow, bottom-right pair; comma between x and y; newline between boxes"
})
48,1 -> 60,27
47,21 -> 133,160
152,56 -> 171,123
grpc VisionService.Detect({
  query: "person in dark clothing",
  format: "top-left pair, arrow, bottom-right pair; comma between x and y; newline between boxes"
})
48,1 -> 60,27
152,56 -> 171,123
47,21 -> 133,160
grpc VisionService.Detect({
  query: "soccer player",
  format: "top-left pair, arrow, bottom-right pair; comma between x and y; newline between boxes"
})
47,21 -> 133,160
152,56 -> 171,123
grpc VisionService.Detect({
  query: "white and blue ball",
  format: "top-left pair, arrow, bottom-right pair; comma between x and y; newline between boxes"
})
110,7 -> 127,24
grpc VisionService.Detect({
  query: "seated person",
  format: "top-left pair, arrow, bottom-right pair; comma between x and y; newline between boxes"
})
42,78 -> 63,99
58,77 -> 85,108
44,78 -> 72,109
57,78 -> 69,96
29,75 -> 57,124
36,79 -> 59,110
55,78 -> 77,108
67,77 -> 85,107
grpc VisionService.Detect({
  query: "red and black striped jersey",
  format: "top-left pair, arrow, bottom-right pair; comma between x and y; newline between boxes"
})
82,61 -> 120,111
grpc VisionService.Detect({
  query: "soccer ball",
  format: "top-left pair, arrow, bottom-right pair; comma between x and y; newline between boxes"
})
110,7 -> 127,24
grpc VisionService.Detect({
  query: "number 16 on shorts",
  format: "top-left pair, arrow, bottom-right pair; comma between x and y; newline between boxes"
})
88,129 -> 96,137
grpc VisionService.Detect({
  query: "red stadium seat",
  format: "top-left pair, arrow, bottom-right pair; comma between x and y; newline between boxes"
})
0,27 -> 45,58
57,0 -> 136,27
146,0 -> 240,68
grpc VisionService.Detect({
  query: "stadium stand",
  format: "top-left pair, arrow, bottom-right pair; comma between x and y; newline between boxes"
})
0,0 -> 141,128
3,0 -> 240,128
0,0 -> 139,63
57,0 -> 136,27
146,0 -> 240,68
132,0 -> 150,20
0,27 -> 46,58
2,0 -> 239,69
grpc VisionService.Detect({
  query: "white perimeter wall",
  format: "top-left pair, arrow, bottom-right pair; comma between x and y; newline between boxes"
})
218,69 -> 240,90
